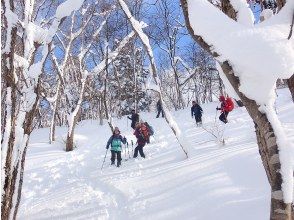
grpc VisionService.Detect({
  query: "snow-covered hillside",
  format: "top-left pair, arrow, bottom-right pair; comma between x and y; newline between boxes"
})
18,89 -> 294,220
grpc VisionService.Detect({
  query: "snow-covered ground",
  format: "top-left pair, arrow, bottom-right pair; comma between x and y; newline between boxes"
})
18,88 -> 294,220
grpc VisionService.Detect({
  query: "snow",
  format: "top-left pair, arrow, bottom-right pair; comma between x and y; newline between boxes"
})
230,0 -> 254,26
216,62 -> 240,100
18,88 -> 294,220
14,54 -> 29,70
24,22 -> 48,58
260,9 -> 273,21
55,0 -> 84,19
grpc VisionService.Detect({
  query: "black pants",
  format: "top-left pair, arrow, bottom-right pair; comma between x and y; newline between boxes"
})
156,109 -> 164,118
131,121 -> 137,129
134,143 -> 145,158
219,111 -> 229,123
111,150 -> 122,166
195,114 -> 202,123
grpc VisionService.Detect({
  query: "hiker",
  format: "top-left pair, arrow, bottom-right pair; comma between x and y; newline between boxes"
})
127,109 -> 139,129
191,101 -> 203,126
216,95 -> 234,124
106,127 -> 127,167
144,121 -> 154,137
156,99 -> 164,118
133,122 -> 148,158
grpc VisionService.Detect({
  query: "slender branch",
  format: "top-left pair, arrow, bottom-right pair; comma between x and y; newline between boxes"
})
288,11 -> 294,40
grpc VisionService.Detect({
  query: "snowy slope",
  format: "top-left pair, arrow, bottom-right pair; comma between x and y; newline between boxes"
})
18,89 -> 294,220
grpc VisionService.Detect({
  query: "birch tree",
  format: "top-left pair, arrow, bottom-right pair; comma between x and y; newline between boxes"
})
1,0 -> 85,219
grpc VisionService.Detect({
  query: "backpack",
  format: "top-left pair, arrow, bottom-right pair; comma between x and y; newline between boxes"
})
144,122 -> 154,136
226,97 -> 234,112
140,123 -> 150,143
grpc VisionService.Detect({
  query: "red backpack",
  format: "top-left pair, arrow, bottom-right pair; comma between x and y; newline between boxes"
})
226,97 -> 234,112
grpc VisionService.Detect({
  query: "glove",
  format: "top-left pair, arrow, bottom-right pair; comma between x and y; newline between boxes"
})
216,107 -> 220,110
123,137 -> 127,142
106,146 -> 109,149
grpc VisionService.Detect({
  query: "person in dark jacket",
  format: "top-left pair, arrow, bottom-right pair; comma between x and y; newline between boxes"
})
133,122 -> 146,158
156,99 -> 164,118
106,127 -> 127,167
191,101 -> 203,126
217,95 -> 229,124
127,109 -> 139,129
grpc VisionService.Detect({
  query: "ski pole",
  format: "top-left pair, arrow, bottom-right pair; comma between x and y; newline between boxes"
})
131,140 -> 134,156
124,142 -> 127,161
101,148 -> 109,170
127,141 -> 130,158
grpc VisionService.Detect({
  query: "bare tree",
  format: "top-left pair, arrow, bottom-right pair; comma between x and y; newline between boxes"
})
118,0 -> 189,157
1,0 -> 85,219
150,0 -> 187,109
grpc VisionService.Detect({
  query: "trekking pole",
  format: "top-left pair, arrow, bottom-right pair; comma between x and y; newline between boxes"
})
124,142 -> 127,161
127,141 -> 130,158
101,148 -> 109,170
131,140 -> 134,156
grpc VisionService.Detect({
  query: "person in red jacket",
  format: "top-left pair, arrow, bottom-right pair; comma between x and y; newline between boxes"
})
216,95 -> 234,124
133,122 -> 146,158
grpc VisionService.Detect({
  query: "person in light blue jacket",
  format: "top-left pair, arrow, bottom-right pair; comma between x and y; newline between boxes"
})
106,127 -> 127,167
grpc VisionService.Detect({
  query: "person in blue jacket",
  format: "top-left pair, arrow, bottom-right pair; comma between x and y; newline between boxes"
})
191,101 -> 203,126
106,127 -> 127,167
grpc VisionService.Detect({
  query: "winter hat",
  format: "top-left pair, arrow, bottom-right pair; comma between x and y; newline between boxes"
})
114,127 -> 120,133
219,96 -> 225,101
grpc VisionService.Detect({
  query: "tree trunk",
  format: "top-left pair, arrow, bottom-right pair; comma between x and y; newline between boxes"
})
254,112 -> 292,220
180,0 -> 293,218
287,74 -> 294,101
1,23 -> 18,220
12,92 -> 40,219
66,120 -> 77,151
2,88 -> 17,220
99,97 -> 104,125
49,82 -> 61,143
65,78 -> 87,152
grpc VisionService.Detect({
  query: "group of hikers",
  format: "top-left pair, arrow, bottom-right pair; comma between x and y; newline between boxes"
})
105,95 -> 234,167
106,109 -> 154,167
191,95 -> 234,126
